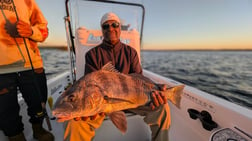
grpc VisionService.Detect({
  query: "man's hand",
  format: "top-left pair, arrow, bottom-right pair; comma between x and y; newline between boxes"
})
5,20 -> 33,38
16,20 -> 33,37
149,84 -> 167,110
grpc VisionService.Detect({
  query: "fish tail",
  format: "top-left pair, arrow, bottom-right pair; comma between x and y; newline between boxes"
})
163,85 -> 185,108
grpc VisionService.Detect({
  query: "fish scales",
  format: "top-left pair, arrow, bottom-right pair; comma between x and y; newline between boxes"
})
86,70 -> 150,106
87,71 -> 150,115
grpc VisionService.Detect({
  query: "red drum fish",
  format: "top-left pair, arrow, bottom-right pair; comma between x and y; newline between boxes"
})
52,62 -> 184,133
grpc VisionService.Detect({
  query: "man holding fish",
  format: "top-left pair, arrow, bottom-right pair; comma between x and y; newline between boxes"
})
53,12 -> 184,141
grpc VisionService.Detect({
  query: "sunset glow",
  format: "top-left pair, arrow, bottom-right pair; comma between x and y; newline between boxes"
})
37,0 -> 252,50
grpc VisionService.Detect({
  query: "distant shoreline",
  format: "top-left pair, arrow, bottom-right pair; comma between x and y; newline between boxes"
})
39,45 -> 68,50
39,46 -> 252,51
142,49 -> 252,51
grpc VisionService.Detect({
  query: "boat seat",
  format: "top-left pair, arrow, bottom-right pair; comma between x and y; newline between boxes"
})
75,26 -> 141,80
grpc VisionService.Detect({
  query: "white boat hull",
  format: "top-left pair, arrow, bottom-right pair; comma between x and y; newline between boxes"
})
1,70 -> 251,141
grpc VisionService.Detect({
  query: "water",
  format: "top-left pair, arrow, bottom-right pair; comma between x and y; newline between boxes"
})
40,48 -> 252,109
141,51 -> 252,109
40,48 -> 70,79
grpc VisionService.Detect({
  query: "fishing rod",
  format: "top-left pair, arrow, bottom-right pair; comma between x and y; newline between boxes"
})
7,0 -> 52,131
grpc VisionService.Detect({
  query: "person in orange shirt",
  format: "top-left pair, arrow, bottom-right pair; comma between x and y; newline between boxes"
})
0,0 -> 54,140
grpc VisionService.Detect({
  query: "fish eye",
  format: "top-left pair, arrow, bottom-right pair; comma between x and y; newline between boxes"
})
68,94 -> 75,102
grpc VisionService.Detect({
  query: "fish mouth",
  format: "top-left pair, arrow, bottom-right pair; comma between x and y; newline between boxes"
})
52,104 -> 73,117
53,113 -> 73,122
52,111 -> 70,117
52,111 -> 74,120
52,102 -> 74,114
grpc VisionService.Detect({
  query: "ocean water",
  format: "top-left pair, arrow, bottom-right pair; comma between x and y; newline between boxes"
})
40,48 -> 252,109
41,48 -> 70,79
141,51 -> 252,109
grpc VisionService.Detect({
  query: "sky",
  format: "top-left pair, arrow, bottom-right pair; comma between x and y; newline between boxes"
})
36,0 -> 252,50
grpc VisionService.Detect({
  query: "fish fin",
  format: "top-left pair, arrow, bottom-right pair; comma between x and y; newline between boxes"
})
129,73 -> 155,84
164,85 -> 185,108
108,111 -> 127,134
104,95 -> 134,104
102,62 -> 119,73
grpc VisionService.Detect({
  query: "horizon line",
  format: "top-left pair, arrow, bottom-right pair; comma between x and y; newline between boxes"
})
38,45 -> 252,51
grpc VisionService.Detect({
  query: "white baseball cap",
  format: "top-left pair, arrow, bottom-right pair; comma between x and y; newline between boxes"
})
100,12 -> 120,26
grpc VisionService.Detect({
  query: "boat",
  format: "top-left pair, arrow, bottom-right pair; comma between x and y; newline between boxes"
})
1,0 -> 252,140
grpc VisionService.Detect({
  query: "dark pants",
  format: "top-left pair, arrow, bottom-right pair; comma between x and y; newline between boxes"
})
0,69 -> 48,137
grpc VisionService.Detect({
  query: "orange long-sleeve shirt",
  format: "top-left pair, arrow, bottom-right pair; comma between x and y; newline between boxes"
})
0,0 -> 48,74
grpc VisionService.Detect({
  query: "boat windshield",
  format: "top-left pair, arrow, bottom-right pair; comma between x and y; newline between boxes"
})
68,0 -> 144,42
66,0 -> 145,80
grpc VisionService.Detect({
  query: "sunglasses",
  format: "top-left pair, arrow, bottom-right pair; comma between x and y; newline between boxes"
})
102,22 -> 120,30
